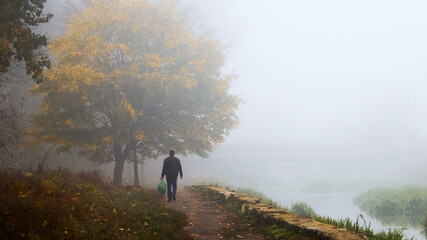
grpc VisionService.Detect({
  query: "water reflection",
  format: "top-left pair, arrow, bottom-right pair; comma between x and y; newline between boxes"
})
362,212 -> 424,229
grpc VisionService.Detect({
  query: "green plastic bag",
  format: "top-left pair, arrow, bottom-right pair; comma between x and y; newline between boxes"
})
157,180 -> 166,195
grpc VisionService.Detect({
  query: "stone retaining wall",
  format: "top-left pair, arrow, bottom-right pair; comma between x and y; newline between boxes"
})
195,185 -> 367,240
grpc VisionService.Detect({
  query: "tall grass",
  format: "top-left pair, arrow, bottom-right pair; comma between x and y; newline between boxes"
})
354,186 -> 427,227
0,168 -> 190,240
421,214 -> 427,238
314,215 -> 408,240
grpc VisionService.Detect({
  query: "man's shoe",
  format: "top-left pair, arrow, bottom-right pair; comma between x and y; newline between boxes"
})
168,199 -> 172,202
173,195 -> 176,201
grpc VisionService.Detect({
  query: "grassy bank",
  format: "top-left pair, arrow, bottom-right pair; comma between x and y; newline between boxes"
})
220,186 -> 414,240
0,169 -> 190,240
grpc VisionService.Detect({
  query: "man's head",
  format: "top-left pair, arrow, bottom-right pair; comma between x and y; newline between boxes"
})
169,149 -> 175,156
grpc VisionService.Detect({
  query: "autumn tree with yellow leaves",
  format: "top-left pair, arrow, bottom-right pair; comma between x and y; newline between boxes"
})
29,0 -> 240,185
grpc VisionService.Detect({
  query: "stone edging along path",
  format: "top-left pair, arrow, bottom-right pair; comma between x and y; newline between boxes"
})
194,185 -> 368,240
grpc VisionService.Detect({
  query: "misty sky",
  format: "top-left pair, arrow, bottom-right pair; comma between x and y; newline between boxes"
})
186,0 -> 427,146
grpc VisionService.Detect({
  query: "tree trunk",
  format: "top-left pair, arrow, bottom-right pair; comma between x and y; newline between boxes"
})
112,142 -> 135,185
113,158 -> 125,185
133,149 -> 139,186
113,144 -> 125,185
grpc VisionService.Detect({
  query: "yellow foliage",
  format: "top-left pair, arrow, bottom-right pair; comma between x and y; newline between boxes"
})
133,129 -> 145,141
65,119 -> 74,127
41,180 -> 57,195
145,54 -> 162,69
215,76 -> 232,94
188,59 -> 206,72
83,144 -> 98,151
103,136 -> 113,144
120,96 -> 137,119
183,77 -> 197,88
29,0 -> 239,162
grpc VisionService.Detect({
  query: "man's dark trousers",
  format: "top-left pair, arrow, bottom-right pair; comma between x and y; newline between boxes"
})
166,175 -> 177,201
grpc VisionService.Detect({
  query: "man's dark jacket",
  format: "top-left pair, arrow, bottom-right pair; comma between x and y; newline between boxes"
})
161,156 -> 183,178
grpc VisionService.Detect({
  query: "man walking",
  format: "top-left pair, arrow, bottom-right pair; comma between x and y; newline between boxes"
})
161,150 -> 183,202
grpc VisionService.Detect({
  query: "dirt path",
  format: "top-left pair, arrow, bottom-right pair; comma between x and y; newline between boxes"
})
164,187 -> 268,240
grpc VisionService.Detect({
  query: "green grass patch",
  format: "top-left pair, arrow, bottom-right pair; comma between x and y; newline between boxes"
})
354,186 -> 427,227
263,225 -> 300,240
0,169 -> 190,240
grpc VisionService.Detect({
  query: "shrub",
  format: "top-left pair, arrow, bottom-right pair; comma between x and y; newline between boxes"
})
289,201 -> 317,218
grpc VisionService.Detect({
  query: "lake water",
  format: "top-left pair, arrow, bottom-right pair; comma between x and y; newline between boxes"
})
255,188 -> 424,240
140,144 -> 427,240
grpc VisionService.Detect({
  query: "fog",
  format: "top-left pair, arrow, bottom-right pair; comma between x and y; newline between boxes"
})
138,1 -> 427,238
185,0 -> 427,146
6,0 -> 427,238
163,0 -> 427,185
39,1 -> 427,172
